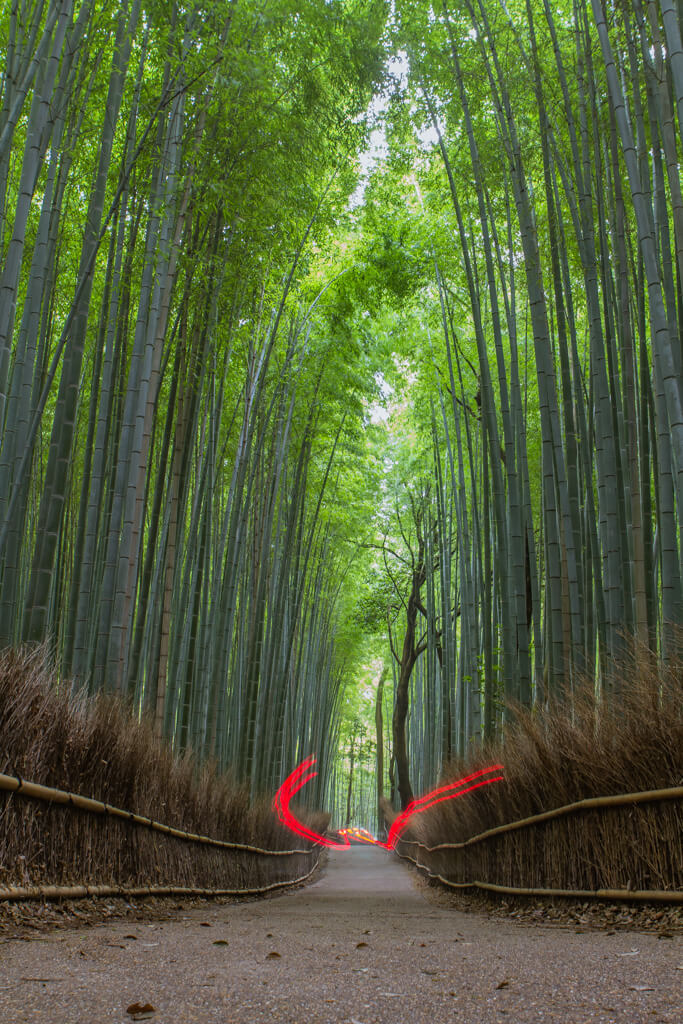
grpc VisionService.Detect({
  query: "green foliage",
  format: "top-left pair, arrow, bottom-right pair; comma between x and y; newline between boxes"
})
1,0 -> 681,828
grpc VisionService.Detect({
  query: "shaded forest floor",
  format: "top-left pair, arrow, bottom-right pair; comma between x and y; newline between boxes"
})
0,858 -> 327,940
414,872 -> 682,935
1,864 -> 680,943
0,848 -> 680,1024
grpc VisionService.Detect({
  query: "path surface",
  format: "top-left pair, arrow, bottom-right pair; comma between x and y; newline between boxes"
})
0,847 -> 679,1024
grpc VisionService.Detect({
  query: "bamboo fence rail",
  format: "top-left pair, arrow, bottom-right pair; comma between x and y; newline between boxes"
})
398,785 -> 683,851
395,847 -> 683,903
0,854 -> 323,903
393,785 -> 683,903
0,770 -> 324,900
0,771 -> 310,856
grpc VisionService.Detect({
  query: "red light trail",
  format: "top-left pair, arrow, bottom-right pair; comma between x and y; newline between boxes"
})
273,757 -> 504,851
384,764 -> 505,849
272,755 -> 351,849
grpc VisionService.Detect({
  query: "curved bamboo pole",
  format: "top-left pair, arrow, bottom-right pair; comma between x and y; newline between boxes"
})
396,847 -> 683,904
0,854 -> 323,903
395,785 -> 683,852
0,772 -> 311,856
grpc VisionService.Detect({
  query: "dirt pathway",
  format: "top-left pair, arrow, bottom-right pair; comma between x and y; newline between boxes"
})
0,847 -> 679,1024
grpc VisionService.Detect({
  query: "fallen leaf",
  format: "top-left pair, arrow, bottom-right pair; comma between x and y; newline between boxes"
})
629,986 -> 654,992
356,941 -> 368,948
200,922 -> 211,928
123,934 -> 138,941
266,951 -> 281,959
496,980 -> 510,990
126,1002 -> 156,1019
212,939 -> 228,946
266,932 -> 273,938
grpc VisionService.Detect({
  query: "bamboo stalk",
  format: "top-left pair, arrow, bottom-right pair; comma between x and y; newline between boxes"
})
0,772 -> 311,856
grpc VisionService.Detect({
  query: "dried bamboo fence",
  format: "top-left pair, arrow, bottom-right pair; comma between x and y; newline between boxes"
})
393,786 -> 683,903
0,772 -> 320,900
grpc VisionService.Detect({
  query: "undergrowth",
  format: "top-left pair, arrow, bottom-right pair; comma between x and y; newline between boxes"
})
0,647 -> 325,890
403,644 -> 682,893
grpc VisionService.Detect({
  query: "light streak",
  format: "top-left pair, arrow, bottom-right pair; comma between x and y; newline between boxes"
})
273,758 -> 505,852
337,826 -> 380,846
272,756 -> 351,850
383,765 -> 505,850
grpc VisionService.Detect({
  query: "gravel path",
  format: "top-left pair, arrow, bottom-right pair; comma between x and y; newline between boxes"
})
0,847 -> 680,1024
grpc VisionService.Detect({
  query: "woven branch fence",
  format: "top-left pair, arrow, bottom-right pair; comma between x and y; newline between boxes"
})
0,772 -> 320,900
394,786 -> 683,903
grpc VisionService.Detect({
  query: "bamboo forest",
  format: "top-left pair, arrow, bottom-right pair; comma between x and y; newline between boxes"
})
0,0 -> 682,837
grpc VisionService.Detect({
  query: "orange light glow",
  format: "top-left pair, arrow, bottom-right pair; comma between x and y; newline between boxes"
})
337,826 -> 380,845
